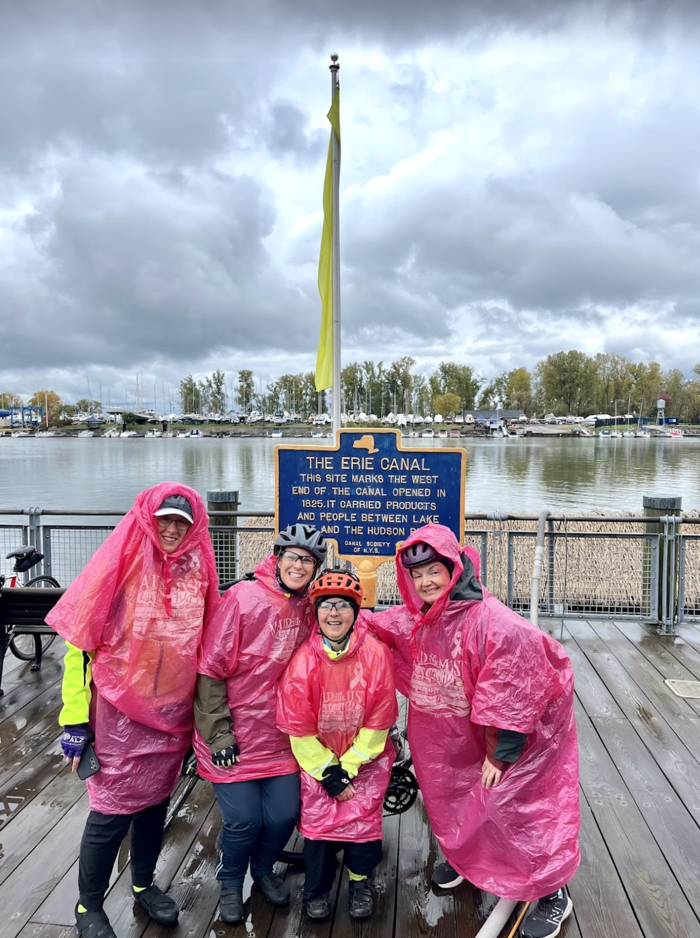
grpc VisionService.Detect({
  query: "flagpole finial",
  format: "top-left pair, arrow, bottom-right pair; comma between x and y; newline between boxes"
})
329,53 -> 339,71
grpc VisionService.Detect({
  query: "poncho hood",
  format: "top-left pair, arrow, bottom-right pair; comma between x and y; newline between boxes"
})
396,523 -> 483,636
47,482 -> 219,734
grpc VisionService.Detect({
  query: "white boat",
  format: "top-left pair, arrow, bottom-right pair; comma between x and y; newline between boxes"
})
11,430 -> 31,437
635,429 -> 650,438
609,430 -> 622,438
667,429 -> 684,439
78,430 -> 94,438
35,430 -> 56,438
145,429 -> 163,438
120,430 -> 138,438
622,431 -> 635,438
189,428 -> 203,438
102,427 -> 120,438
421,429 -> 434,438
270,429 -> 283,438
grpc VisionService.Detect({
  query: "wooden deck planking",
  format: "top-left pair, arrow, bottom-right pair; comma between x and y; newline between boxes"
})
4,621 -> 700,937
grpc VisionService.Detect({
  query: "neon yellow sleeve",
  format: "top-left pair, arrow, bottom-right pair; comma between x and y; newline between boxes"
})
59,641 -> 94,726
340,727 -> 389,778
289,735 -> 338,779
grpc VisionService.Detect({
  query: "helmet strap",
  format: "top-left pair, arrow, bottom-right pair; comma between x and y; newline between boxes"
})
317,625 -> 354,649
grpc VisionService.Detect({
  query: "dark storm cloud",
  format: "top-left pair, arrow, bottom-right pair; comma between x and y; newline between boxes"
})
2,0 -> 700,400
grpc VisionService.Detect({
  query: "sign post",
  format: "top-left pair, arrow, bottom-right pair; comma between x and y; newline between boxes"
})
275,429 -> 465,606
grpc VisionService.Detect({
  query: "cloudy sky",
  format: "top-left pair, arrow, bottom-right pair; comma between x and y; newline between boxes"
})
2,0 -> 700,409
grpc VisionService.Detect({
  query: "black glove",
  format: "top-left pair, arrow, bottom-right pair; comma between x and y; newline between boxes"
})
320,763 -> 351,797
211,741 -> 240,767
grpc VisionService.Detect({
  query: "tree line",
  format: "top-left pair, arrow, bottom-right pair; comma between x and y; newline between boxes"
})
4,352 -> 700,423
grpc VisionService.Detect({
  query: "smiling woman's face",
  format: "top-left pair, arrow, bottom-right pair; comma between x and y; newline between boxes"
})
409,560 -> 452,605
156,515 -> 191,553
277,547 -> 316,591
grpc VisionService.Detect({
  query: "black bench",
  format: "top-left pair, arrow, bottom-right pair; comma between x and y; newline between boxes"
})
0,586 -> 65,696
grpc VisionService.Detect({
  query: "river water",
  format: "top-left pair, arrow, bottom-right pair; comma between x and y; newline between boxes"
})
1,435 -> 699,515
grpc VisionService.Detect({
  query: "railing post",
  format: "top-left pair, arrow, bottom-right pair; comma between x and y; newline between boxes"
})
207,490 -> 240,584
546,516 -> 555,616
643,495 -> 681,633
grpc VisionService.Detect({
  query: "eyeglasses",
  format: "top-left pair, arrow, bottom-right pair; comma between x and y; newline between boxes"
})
157,516 -> 191,532
317,600 -> 354,611
280,550 -> 316,568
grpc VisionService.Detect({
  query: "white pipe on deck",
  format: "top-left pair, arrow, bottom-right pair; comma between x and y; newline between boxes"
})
474,897 -> 519,937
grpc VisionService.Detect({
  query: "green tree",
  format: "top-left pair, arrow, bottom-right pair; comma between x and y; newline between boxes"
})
504,368 -> 533,413
179,376 -> 201,414
341,362 -> 366,414
629,361 -> 663,418
74,398 -> 102,413
433,363 -> 480,412
537,350 -> 597,414
237,370 -> 255,413
411,374 -> 430,416
208,369 -> 227,414
432,392 -> 461,418
593,353 -> 634,413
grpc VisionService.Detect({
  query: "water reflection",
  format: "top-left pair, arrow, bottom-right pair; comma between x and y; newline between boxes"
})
1,435 -> 699,514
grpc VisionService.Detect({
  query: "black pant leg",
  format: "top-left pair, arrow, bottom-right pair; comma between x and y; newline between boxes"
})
302,839 -> 339,902
130,797 -> 170,888
344,840 -> 383,878
78,810 -> 133,911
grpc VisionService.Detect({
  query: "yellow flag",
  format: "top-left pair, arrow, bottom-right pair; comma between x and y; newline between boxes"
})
315,89 -> 340,392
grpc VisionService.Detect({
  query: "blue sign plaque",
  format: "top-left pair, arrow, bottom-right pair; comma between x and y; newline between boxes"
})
275,429 -> 465,559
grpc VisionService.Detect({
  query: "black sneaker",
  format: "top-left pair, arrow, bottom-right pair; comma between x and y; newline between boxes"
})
348,879 -> 373,919
306,895 -> 331,920
521,889 -> 573,938
253,872 -> 290,906
219,885 -> 244,924
75,905 -> 117,938
431,860 -> 464,889
132,884 -> 179,926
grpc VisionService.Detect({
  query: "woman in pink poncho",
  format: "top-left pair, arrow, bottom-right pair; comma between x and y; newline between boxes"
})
47,483 -> 219,938
371,524 -> 579,938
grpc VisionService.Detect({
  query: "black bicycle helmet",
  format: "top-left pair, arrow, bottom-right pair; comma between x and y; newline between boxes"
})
274,524 -> 327,565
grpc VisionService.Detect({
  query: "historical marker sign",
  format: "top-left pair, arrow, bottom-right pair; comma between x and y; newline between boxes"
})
275,429 -> 465,559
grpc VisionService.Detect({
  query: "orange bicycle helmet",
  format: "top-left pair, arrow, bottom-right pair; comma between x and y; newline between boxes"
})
309,570 -> 364,608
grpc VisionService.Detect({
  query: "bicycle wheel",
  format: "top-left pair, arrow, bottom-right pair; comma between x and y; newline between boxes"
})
8,575 -> 61,660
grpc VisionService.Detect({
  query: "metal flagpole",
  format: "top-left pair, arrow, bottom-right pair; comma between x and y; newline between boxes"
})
329,54 -> 341,435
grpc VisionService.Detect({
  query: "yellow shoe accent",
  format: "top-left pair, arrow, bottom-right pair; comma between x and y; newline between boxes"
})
348,871 -> 367,882
77,905 -> 87,913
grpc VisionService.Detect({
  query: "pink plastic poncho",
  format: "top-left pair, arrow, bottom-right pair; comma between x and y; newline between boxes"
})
46,482 -> 219,813
277,616 -> 398,843
370,524 -> 580,901
193,553 -> 316,783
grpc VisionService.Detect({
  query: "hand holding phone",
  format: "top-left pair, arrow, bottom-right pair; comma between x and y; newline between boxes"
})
77,741 -> 101,780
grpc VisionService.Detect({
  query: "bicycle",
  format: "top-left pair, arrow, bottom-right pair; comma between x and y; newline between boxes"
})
0,545 -> 61,661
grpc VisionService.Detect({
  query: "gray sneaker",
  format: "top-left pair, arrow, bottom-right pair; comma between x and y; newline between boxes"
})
219,885 -> 244,924
431,860 -> 464,889
254,872 -> 290,906
521,888 -> 573,938
306,895 -> 330,920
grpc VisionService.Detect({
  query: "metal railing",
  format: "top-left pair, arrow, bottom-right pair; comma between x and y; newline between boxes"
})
2,508 -> 699,632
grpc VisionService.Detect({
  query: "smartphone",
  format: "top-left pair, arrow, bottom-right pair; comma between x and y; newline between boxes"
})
77,741 -> 101,780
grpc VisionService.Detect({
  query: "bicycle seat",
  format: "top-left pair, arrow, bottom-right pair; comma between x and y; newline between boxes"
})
6,546 -> 44,573
6,546 -> 37,560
